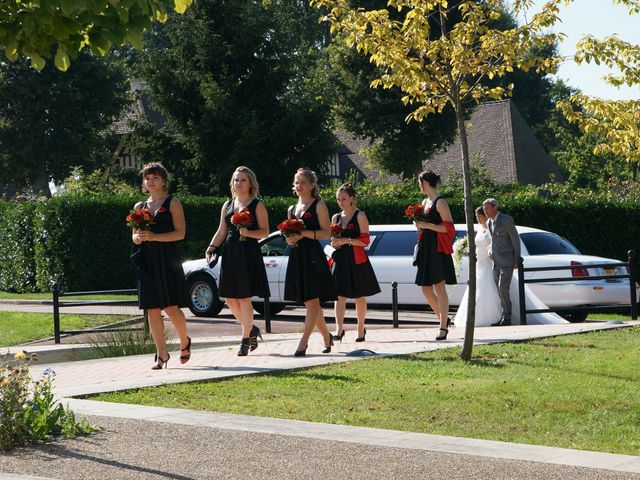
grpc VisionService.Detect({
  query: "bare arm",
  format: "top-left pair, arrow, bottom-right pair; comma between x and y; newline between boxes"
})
415,199 -> 453,232
238,201 -> 270,240
205,201 -> 230,259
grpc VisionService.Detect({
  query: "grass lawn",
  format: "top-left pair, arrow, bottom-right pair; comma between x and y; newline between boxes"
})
0,291 -> 136,301
93,326 -> 640,455
0,311 -> 131,347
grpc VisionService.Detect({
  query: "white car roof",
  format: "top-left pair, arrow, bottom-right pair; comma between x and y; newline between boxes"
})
367,224 -> 547,234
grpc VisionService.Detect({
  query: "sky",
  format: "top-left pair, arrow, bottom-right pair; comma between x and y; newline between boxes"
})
524,0 -> 639,100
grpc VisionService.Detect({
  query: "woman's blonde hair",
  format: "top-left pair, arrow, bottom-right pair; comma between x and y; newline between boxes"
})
293,167 -> 320,199
140,162 -> 169,193
230,166 -> 260,198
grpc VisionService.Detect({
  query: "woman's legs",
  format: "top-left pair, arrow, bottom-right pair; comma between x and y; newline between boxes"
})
354,297 -> 367,337
296,298 -> 331,352
433,281 -> 450,329
334,296 -> 346,335
421,285 -> 441,320
164,305 -> 190,352
147,308 -> 168,359
226,298 -> 253,337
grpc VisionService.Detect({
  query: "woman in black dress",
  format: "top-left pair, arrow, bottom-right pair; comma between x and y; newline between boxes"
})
131,162 -> 191,370
205,166 -> 270,356
283,168 -> 336,356
414,170 -> 456,341
330,183 -> 380,342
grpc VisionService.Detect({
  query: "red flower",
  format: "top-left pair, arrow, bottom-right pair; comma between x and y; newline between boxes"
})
302,211 -> 312,219
330,223 -> 344,238
230,208 -> 255,241
405,203 -> 427,223
157,207 -> 167,213
278,218 -> 305,247
347,223 -> 355,230
126,208 -> 154,230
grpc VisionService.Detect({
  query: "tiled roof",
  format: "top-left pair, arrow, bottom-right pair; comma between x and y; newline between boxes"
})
423,99 -> 563,185
113,88 -> 165,135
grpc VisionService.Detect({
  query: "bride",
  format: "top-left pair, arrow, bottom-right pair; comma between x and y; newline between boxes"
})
454,207 -> 567,328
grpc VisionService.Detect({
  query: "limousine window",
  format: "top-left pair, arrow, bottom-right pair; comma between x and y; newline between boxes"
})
369,231 -> 418,256
261,235 -> 288,256
520,232 -> 580,256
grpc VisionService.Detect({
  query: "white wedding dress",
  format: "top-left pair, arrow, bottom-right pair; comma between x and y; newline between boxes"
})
454,227 -> 567,329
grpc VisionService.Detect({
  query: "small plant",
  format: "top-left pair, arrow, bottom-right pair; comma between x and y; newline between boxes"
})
0,351 -> 94,451
85,327 -> 165,359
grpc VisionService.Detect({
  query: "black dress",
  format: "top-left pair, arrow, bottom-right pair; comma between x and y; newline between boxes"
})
136,195 -> 189,309
218,198 -> 270,299
331,211 -> 381,298
415,196 -> 457,286
284,199 -> 337,303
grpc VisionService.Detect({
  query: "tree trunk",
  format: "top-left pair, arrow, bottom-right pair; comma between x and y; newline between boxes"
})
456,100 -> 477,362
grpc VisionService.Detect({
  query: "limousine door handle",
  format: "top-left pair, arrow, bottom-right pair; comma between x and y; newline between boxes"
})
264,260 -> 279,268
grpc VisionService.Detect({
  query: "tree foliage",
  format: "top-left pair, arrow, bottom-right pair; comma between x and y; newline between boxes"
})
310,0 -> 562,360
0,0 -> 192,71
131,0 -> 336,195
0,51 -> 129,190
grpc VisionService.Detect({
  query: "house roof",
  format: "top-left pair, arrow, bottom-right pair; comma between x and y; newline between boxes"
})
113,82 -> 165,135
423,99 -> 562,185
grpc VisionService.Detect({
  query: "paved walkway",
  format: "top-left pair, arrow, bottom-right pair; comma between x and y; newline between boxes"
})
2,303 -> 639,479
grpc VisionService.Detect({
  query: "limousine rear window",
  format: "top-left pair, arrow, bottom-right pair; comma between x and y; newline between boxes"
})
520,232 -> 580,256
369,231 -> 417,256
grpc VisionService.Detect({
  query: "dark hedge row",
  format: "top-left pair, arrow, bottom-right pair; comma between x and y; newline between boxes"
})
0,195 -> 638,293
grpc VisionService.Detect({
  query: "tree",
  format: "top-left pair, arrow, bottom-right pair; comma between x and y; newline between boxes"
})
0,51 -> 129,191
132,0 -> 336,195
311,0 -> 562,360
0,0 -> 192,71
557,2 -> 640,182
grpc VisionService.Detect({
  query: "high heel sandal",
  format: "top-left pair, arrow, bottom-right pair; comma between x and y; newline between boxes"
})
355,328 -> 367,342
249,325 -> 263,351
180,336 -> 192,364
435,328 -> 449,341
322,333 -> 334,354
334,329 -> 346,342
294,347 -> 307,357
238,338 -> 250,356
152,353 -> 170,370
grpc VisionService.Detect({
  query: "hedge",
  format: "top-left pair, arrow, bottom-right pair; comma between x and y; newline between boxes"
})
0,195 -> 638,293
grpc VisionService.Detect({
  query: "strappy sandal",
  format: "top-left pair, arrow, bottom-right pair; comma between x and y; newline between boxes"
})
180,336 -> 192,364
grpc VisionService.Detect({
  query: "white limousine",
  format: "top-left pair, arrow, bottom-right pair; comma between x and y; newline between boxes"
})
182,224 -> 637,322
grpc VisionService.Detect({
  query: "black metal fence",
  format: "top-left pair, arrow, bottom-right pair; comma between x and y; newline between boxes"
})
52,286 -> 147,344
516,250 -> 638,325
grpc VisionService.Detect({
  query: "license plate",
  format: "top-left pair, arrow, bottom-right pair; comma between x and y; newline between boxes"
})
603,268 -> 616,277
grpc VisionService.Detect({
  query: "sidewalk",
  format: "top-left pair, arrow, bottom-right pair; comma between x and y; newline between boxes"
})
2,313 -> 639,479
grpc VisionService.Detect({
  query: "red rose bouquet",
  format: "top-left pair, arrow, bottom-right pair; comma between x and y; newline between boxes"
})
277,218 -> 305,247
230,208 -> 254,241
330,223 -> 344,238
126,208 -> 154,230
405,203 -> 427,223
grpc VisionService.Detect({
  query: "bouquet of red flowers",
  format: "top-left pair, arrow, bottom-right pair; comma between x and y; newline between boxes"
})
230,208 -> 254,241
405,203 -> 427,223
126,208 -> 154,230
277,218 -> 305,247
330,223 -> 345,238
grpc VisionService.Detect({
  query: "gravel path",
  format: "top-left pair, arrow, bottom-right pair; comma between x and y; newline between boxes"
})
1,416 -> 639,480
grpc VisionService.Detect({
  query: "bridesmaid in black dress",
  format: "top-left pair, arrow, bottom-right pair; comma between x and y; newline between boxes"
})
131,162 -> 191,370
283,168 -> 336,356
205,166 -> 270,356
414,170 -> 456,341
330,183 -> 380,342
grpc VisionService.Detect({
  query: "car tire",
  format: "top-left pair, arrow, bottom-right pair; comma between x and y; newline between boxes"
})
560,310 -> 588,323
187,273 -> 224,317
252,301 -> 285,316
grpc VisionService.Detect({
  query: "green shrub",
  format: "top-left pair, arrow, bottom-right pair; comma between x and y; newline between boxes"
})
0,199 -> 37,292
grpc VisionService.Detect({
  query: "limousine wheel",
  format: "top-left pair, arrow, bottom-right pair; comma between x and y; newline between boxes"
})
252,301 -> 285,316
560,310 -> 588,323
187,273 -> 224,317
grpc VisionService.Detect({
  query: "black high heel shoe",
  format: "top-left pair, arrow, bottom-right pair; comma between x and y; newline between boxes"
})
238,338 -> 250,356
334,329 -> 346,342
322,333 -> 334,353
180,336 -> 192,364
355,328 -> 367,342
152,353 -> 170,370
435,328 -> 449,341
294,347 -> 307,357
249,325 -> 263,351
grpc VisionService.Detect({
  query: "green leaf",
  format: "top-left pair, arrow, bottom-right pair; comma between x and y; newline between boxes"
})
30,53 -> 46,71
174,0 -> 192,14
54,46 -> 71,71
